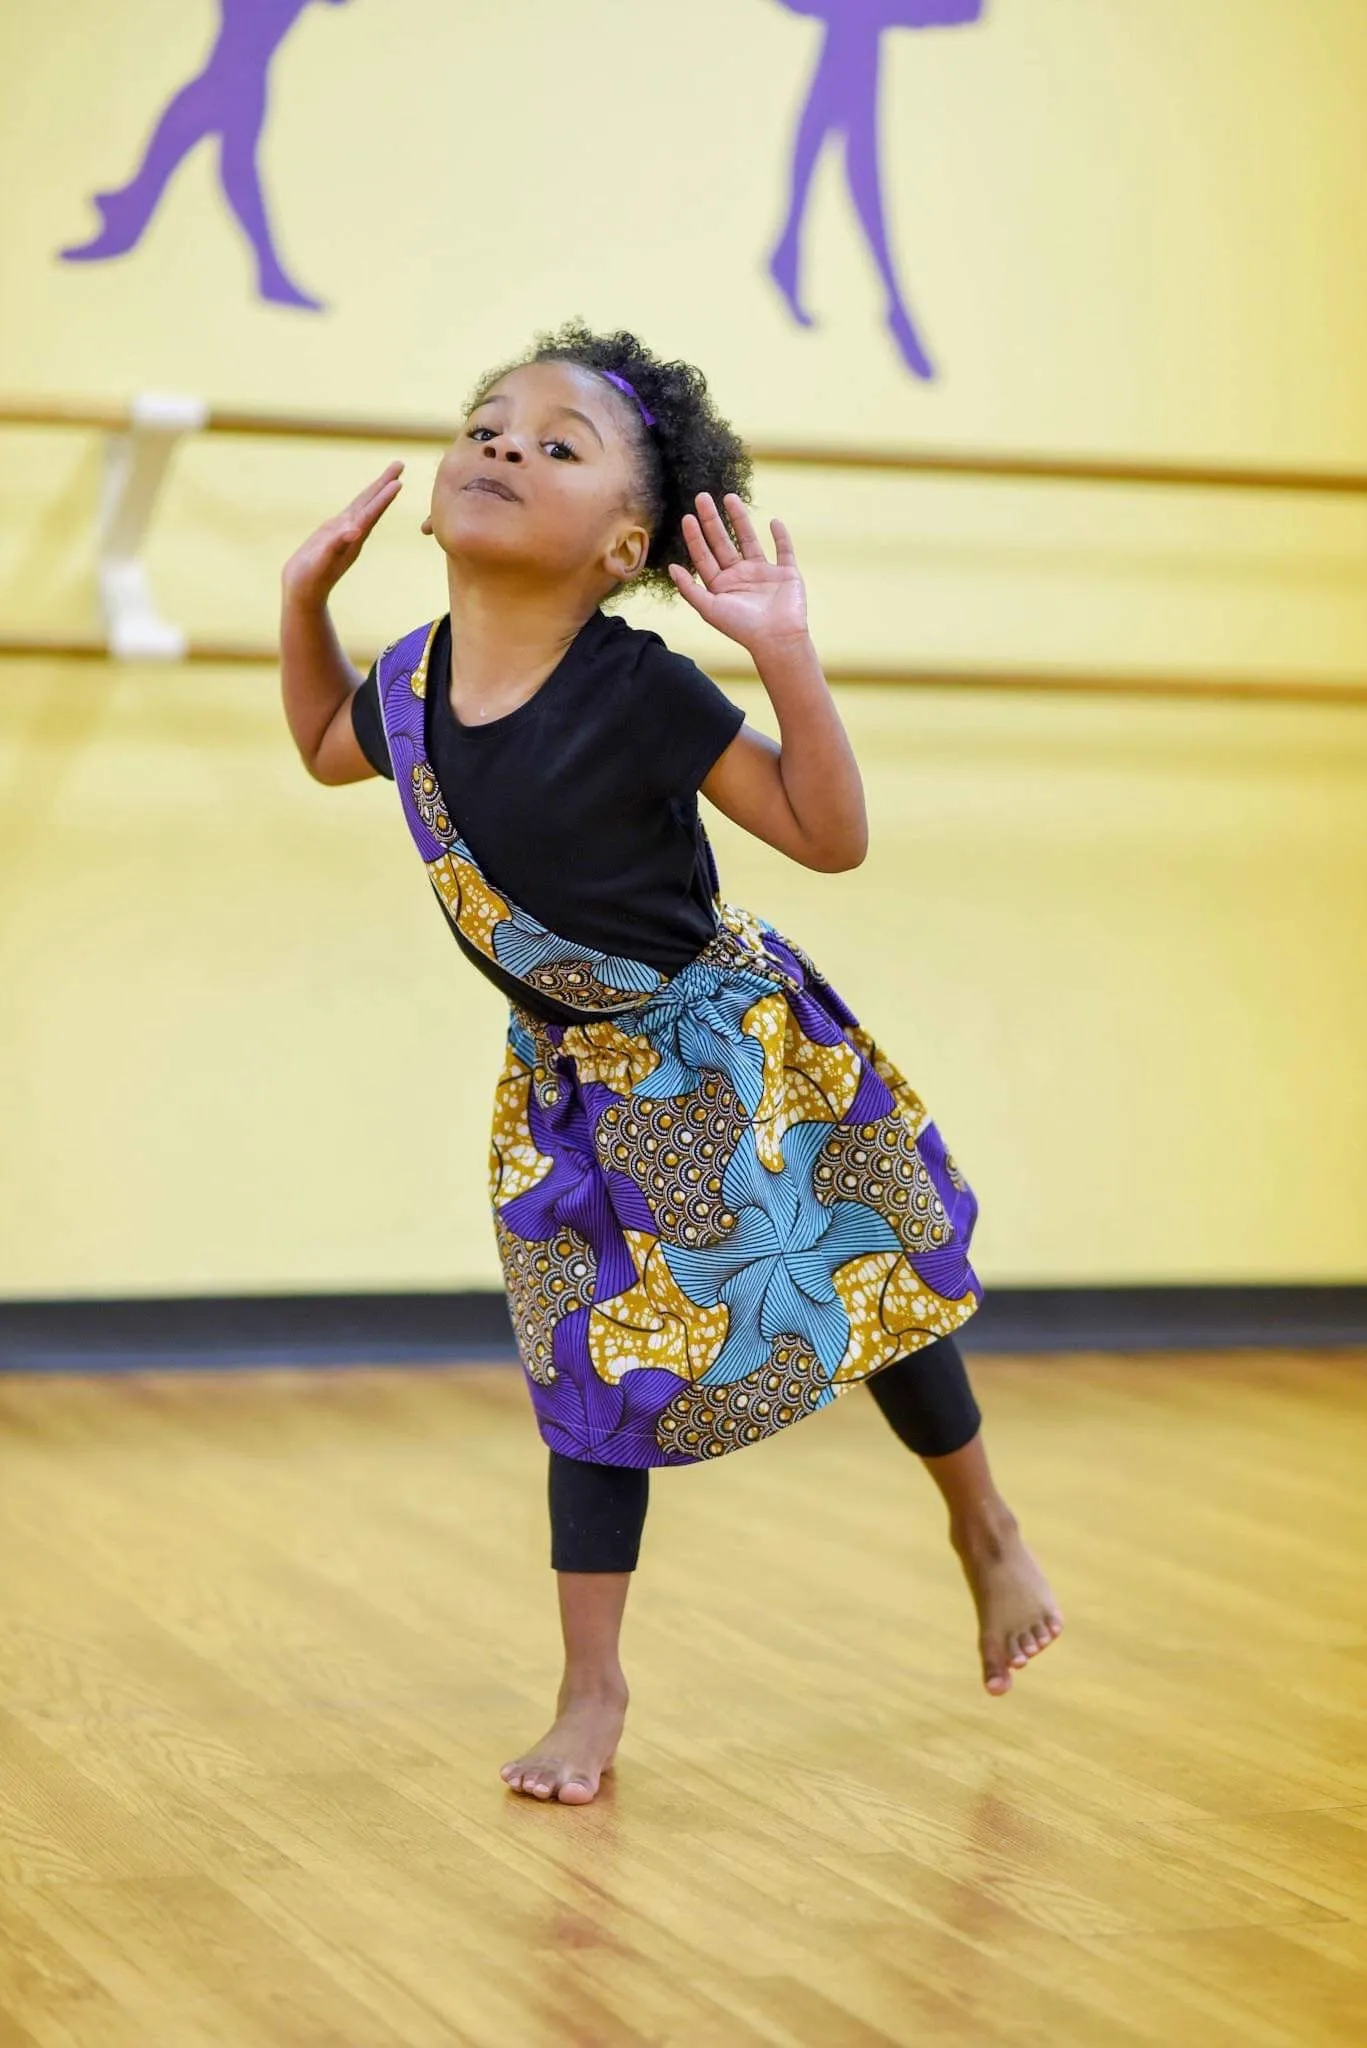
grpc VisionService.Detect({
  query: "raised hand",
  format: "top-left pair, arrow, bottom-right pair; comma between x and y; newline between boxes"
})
669,493 -> 808,653
282,461 -> 404,609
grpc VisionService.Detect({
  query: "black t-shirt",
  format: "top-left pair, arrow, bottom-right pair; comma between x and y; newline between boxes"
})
352,610 -> 746,1021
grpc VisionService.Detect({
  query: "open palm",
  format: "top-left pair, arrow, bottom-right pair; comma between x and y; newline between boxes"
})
670,493 -> 808,651
282,461 -> 404,608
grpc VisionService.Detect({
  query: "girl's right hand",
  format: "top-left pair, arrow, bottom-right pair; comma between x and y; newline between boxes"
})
281,462 -> 404,608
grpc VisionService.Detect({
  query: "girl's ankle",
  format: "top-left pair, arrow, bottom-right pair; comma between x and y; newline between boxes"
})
557,1669 -> 629,1710
949,1498 -> 1019,1560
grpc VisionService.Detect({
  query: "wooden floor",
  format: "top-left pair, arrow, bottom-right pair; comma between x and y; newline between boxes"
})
1,1351 -> 1365,2048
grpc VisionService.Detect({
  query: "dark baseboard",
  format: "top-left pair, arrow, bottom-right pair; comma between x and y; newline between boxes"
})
0,1285 -> 1364,1373
0,1292 -> 516,1373
971,1286 -> 1367,1351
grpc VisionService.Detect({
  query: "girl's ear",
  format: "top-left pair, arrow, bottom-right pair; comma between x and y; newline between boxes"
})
421,515 -> 434,535
603,520 -> 650,585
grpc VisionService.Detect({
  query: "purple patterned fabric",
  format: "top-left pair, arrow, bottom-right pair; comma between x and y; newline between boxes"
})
376,623 -> 982,1467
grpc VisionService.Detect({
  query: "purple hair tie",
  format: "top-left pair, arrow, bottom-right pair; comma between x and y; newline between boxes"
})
601,370 -> 656,429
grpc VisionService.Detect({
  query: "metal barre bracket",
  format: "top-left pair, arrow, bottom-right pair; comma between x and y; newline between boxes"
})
98,392 -> 209,660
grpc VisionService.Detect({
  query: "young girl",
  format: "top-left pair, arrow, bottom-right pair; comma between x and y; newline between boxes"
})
280,323 -> 1061,1805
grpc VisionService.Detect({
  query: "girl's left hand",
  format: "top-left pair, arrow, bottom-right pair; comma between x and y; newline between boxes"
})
669,494 -> 808,653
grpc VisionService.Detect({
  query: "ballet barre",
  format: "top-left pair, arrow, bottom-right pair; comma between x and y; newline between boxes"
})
2,633 -> 1364,709
4,394 -> 1367,495
1,394 -> 1365,701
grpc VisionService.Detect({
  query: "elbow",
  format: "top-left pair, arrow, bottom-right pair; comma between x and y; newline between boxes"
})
299,742 -> 343,787
807,799 -> 868,872
806,829 -> 868,874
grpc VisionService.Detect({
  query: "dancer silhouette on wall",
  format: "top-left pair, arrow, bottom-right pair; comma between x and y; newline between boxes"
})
769,0 -> 986,379
60,0 -> 349,312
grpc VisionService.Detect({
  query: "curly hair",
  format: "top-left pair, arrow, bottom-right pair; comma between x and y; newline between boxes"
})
468,321 -> 753,601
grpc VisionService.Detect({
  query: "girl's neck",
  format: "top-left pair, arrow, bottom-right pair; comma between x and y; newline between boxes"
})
443,563 -> 602,722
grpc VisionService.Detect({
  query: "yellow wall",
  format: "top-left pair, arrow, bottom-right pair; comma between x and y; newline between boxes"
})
2,0 -> 1365,1294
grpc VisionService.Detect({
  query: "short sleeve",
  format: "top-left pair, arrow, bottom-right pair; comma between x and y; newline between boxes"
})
630,639 -> 745,799
351,666 -> 395,780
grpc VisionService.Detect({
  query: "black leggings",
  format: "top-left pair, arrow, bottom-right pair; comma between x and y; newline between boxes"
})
548,1333 -> 981,1573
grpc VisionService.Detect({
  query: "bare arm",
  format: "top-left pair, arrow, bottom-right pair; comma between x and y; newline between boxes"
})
673,494 -> 867,873
280,461 -> 404,785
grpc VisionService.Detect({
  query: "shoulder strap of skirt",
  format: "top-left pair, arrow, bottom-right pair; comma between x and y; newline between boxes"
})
375,620 -> 447,861
369,616 -> 678,1017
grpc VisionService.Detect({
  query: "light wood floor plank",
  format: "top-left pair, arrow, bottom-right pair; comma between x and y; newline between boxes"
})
1,1351 -> 1364,2045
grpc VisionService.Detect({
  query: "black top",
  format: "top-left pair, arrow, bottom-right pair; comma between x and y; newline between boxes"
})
352,610 -> 746,1022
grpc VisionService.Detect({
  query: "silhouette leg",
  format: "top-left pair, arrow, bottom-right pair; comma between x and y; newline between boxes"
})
841,36 -> 935,378
769,28 -> 841,327
61,75 -> 218,261
219,93 -> 322,311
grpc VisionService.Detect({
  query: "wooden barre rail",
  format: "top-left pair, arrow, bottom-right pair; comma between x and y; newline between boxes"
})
4,396 -> 1367,498
3,635 -> 1364,708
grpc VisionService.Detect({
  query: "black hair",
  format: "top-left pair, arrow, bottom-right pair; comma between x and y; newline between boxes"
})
469,320 -> 753,600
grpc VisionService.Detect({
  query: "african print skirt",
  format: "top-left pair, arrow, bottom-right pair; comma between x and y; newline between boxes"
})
375,617 -> 982,1470
490,905 -> 981,1468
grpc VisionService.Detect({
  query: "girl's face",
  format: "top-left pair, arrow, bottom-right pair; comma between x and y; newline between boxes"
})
425,360 -> 651,591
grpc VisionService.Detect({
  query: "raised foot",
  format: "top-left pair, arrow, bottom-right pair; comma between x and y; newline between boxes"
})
501,1686 -> 627,1805
954,1511 -> 1063,1697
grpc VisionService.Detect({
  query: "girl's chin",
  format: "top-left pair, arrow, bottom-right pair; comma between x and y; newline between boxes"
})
436,525 -> 588,582
435,524 -> 539,567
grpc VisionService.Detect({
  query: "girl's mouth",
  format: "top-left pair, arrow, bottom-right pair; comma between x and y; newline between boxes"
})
464,476 -> 521,502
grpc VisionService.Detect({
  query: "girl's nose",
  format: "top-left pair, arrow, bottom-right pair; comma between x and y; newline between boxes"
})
483,440 -> 524,465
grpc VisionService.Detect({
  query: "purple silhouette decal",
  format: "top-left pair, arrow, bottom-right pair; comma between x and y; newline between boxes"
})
60,0 -> 350,312
768,0 -> 986,378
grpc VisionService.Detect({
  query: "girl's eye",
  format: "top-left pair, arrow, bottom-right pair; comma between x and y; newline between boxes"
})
468,426 -> 496,443
544,439 -> 577,461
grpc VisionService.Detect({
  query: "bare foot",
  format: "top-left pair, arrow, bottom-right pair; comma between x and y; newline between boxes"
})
953,1510 -> 1063,1697
500,1684 -> 627,1805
